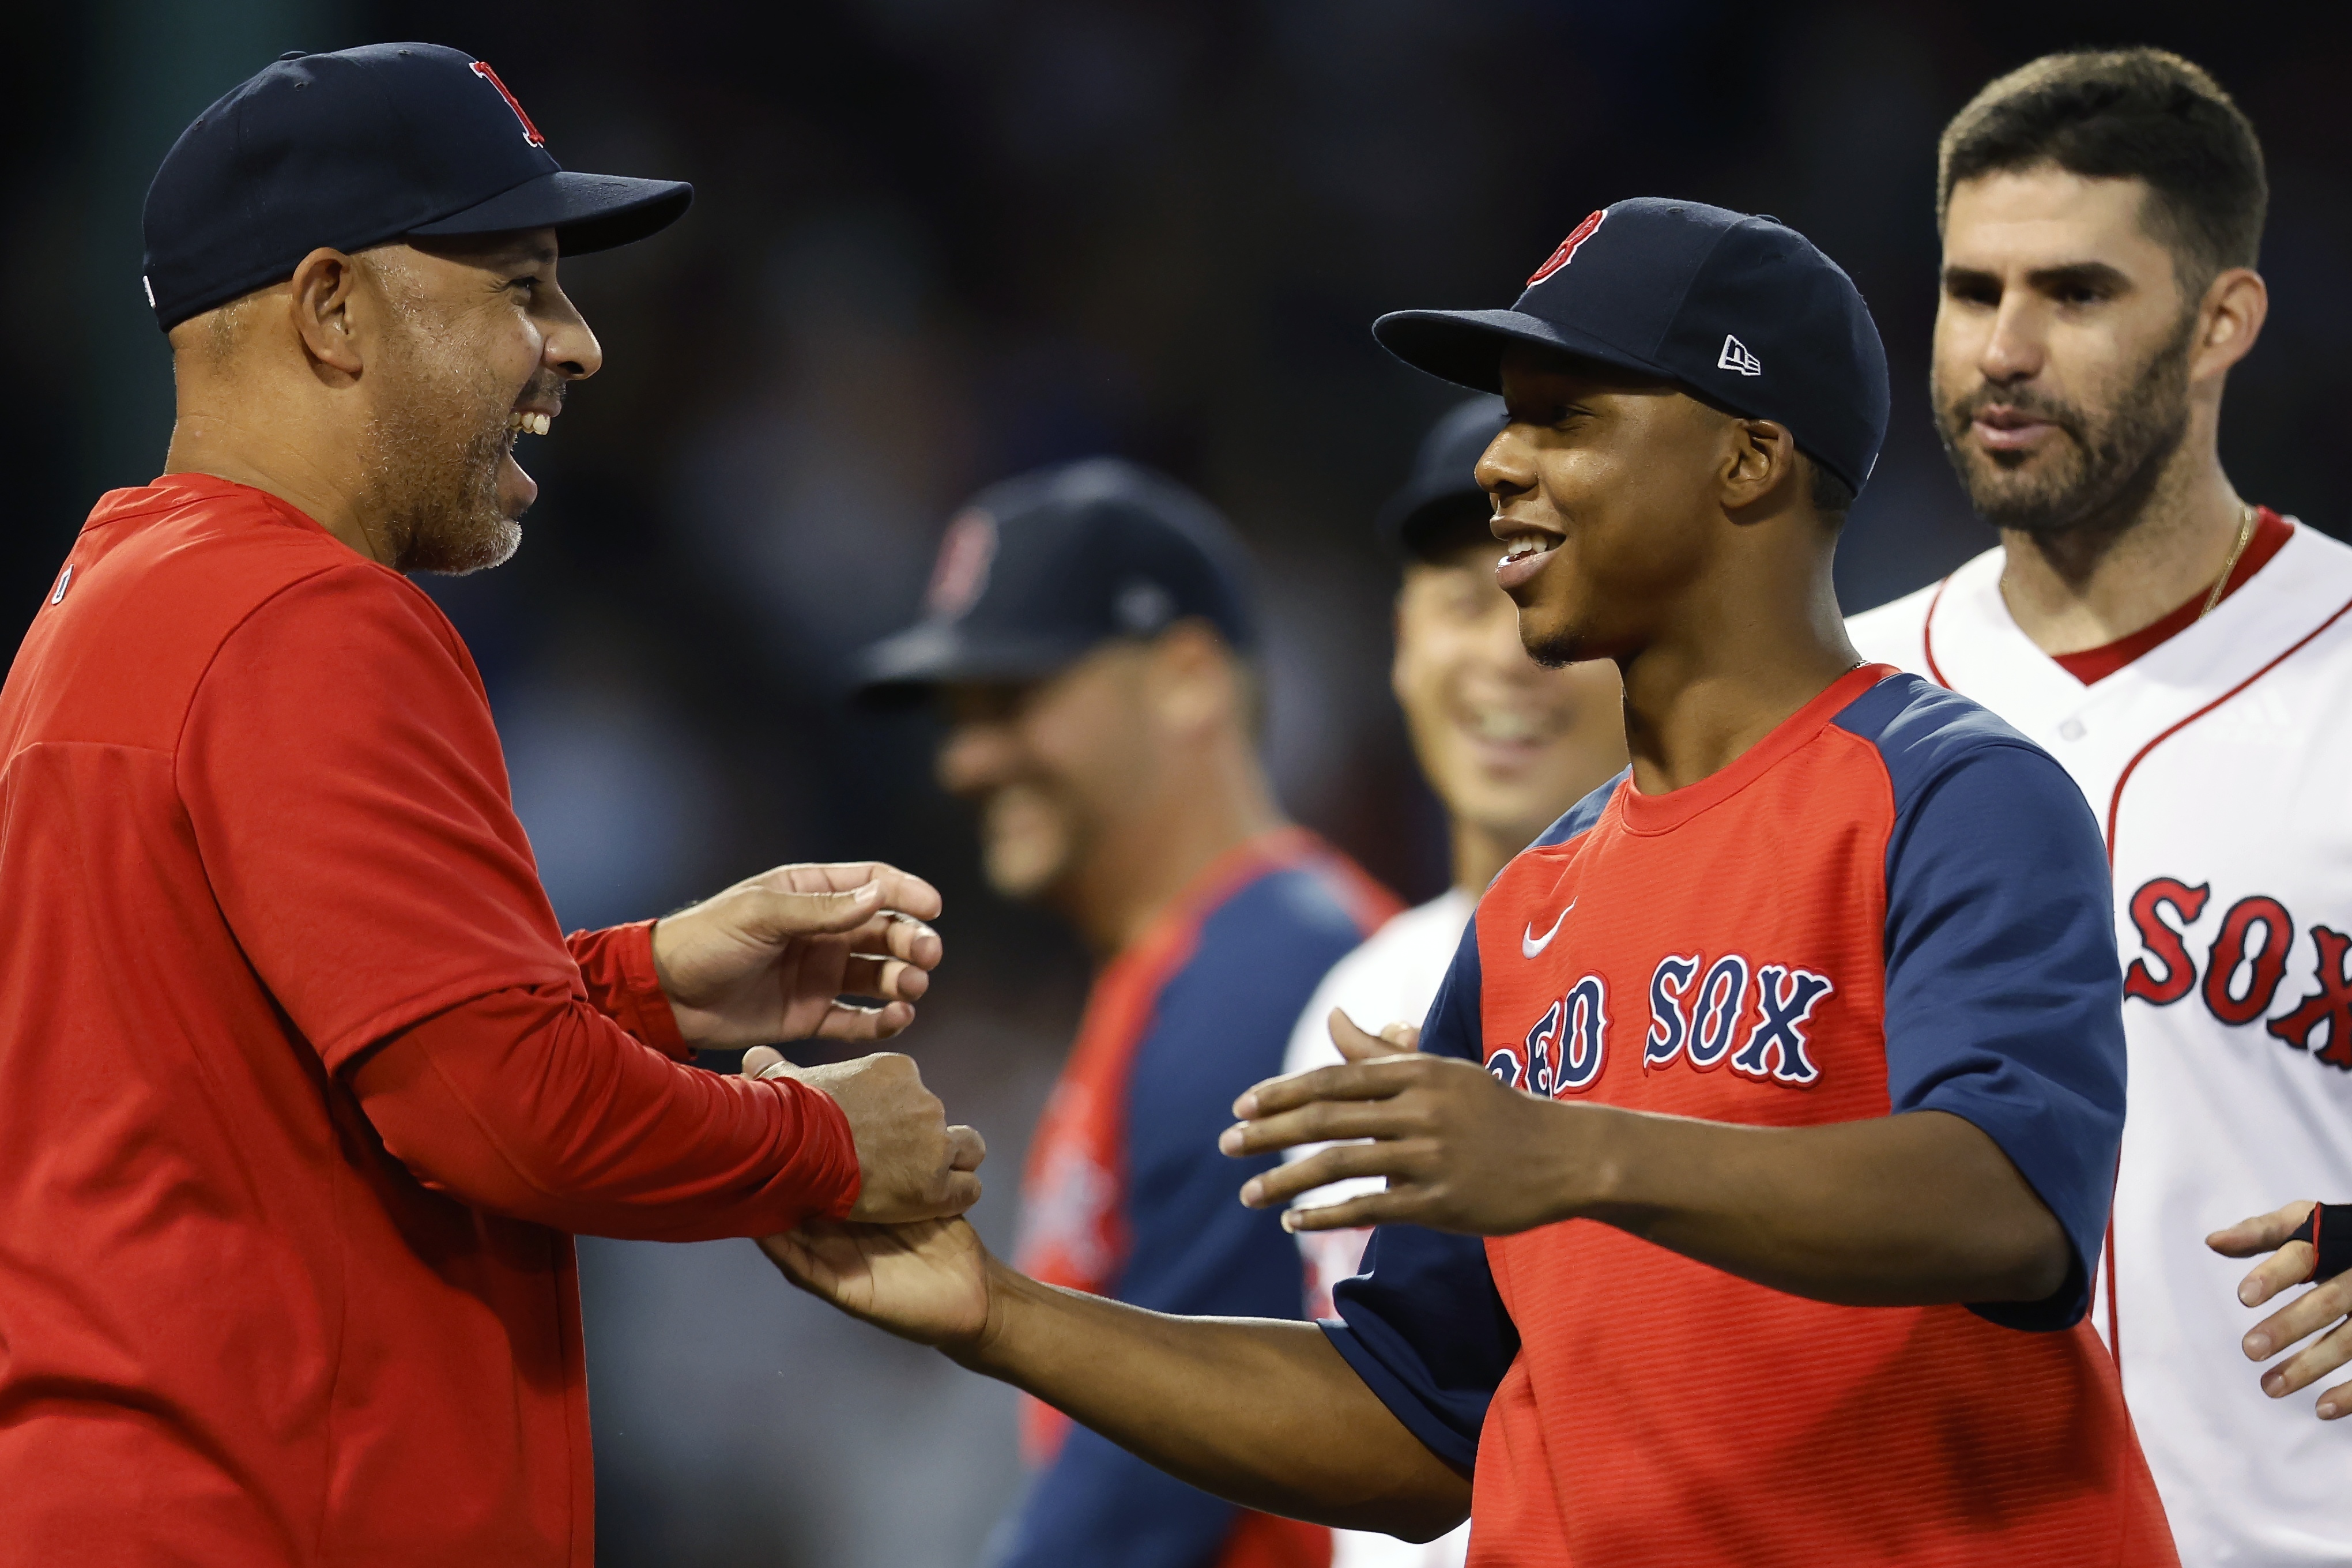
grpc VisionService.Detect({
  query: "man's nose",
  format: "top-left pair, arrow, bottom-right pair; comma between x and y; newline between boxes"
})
936,722 -> 1014,796
1979,294 -> 2045,386
1474,428 -> 1535,518
544,286 -> 604,381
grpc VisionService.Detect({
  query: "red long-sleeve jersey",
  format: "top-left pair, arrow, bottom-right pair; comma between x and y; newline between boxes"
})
0,474 -> 859,1566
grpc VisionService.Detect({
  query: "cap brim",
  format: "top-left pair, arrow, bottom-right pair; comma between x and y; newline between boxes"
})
851,624 -> 1099,708
409,169 -> 692,255
1371,308 -> 1669,394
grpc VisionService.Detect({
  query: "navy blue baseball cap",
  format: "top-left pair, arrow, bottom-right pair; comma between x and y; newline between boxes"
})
1379,394 -> 1507,560
1374,198 -> 1889,496
142,43 -> 692,331
854,458 -> 1260,706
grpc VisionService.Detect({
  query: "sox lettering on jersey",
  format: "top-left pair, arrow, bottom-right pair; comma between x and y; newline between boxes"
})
2125,873 -> 2352,1067
1492,955 -> 1834,1096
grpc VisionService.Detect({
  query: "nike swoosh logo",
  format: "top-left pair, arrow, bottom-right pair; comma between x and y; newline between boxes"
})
1522,902 -> 1574,959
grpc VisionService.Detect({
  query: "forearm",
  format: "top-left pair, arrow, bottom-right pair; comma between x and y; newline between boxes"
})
351,982 -> 858,1239
963,1259 -> 1468,1540
1572,1106 -> 2067,1306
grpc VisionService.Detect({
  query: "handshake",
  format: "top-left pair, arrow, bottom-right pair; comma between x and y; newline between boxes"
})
649,858 -> 988,1226
740,1046 -> 987,1223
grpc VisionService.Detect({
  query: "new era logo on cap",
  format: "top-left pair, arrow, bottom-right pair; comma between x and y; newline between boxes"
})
1527,209 -> 1607,287
1717,334 -> 1763,376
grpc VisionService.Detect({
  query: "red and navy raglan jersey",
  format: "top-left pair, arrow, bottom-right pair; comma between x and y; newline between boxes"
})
1322,666 -> 2177,1566
1005,831 -> 1397,1568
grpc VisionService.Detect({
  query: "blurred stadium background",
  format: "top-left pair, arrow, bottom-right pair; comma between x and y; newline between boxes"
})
6,2 -> 2347,1562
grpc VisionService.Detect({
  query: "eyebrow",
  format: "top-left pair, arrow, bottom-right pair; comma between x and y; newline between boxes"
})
1942,261 -> 2133,295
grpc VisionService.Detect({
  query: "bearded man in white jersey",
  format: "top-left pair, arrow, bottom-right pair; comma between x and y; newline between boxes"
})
1276,397 -> 1624,1568
1848,48 -> 2352,1563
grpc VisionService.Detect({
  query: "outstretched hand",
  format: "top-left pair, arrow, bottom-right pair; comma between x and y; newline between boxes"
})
1219,1007 -> 1590,1236
2210,1200 -> 2352,1420
651,861 -> 943,1047
758,1217 -> 994,1351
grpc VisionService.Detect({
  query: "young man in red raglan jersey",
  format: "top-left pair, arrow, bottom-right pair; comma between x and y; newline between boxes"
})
758,200 -> 2178,1564
0,47 -> 980,1566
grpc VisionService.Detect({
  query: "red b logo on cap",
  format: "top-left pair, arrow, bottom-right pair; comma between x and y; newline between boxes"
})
926,509 -> 999,620
1527,209 -> 1607,286
471,61 -> 546,148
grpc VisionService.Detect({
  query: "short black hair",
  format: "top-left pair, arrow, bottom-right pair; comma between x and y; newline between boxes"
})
1811,459 -> 1854,525
1938,48 -> 2266,290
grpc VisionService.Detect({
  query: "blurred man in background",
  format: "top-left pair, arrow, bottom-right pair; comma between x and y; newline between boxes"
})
1847,49 -> 2352,1563
0,44 -> 977,1567
855,458 -> 1398,1568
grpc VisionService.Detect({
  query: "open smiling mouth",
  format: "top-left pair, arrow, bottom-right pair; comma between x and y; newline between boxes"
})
1499,532 -> 1560,566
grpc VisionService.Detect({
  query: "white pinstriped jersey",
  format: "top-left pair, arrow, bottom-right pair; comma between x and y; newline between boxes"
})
1282,890 -> 1475,1568
1850,519 -> 2352,1567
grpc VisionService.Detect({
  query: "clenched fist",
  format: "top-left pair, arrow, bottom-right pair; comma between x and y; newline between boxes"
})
744,1046 -> 986,1223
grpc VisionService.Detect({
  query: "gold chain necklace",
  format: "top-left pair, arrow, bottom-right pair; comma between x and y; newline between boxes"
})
2198,502 -> 2259,621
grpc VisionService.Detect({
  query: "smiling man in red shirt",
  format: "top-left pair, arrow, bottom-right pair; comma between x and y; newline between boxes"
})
0,44 -> 979,1566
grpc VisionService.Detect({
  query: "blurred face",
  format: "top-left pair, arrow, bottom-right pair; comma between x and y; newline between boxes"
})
1394,532 -> 1624,841
356,228 -> 601,572
1934,168 -> 2196,534
1480,348 -> 1731,664
934,644 -> 1157,903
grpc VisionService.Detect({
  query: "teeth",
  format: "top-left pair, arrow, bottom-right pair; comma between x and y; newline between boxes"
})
1470,710 -> 1543,742
507,411 -> 552,436
1499,532 -> 1556,565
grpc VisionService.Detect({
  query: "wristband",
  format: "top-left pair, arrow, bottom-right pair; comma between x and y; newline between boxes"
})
2286,1204 -> 2352,1283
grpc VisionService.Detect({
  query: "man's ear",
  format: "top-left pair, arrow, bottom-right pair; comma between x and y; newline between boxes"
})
1147,619 -> 1241,738
1722,417 -> 1801,523
2192,266 -> 2268,385
286,247 -> 368,382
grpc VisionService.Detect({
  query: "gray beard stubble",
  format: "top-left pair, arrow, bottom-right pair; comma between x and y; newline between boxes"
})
357,327 -> 526,575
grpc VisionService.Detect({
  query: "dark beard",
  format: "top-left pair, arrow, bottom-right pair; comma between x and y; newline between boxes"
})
357,334 -> 536,575
1936,311 -> 2196,538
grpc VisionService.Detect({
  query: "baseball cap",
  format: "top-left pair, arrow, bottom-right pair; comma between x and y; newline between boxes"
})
1378,394 -> 1506,560
141,43 -> 692,331
1373,198 -> 1889,496
853,458 -> 1260,706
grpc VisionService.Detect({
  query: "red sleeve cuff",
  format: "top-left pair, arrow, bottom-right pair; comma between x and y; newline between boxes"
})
567,920 -> 692,1061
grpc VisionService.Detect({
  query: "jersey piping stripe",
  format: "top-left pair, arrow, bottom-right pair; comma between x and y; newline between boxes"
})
2093,589 -> 2352,1385
1920,574 -> 1955,688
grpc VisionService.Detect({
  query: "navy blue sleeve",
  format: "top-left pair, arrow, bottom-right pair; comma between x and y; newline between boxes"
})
1836,676 -> 2126,1332
1000,868 -> 1366,1568
1322,916 -> 1518,1473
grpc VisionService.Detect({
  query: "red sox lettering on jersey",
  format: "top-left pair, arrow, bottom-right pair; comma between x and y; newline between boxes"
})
1490,953 -> 1835,1096
2122,876 -> 2352,1065
1848,513 -> 2352,1567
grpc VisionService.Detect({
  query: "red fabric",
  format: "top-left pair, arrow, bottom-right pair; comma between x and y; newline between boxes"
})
1216,1512 -> 1334,1568
1015,827 -> 1399,1466
569,919 -> 693,1059
0,474 -> 859,1566
1463,666 -> 2174,1567
2052,507 -> 2290,684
